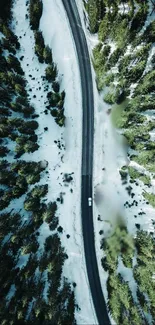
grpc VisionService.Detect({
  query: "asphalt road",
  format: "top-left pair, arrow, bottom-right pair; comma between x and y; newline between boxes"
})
61,1 -> 110,324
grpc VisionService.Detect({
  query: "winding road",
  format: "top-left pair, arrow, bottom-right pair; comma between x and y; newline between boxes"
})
62,1 -> 110,324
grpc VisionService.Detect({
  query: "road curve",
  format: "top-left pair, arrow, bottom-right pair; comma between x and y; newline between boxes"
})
61,1 -> 110,324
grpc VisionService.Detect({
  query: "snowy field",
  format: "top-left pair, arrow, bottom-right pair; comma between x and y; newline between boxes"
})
11,0 -> 97,323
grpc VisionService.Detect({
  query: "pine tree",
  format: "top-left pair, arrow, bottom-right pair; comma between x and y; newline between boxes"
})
29,0 -> 43,30
43,45 -> 53,64
45,64 -> 57,82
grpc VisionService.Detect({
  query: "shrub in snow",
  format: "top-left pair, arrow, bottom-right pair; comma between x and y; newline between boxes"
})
50,108 -> 57,117
63,173 -> 73,183
57,226 -> 63,233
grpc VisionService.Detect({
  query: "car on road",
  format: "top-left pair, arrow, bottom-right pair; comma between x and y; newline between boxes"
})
88,197 -> 92,206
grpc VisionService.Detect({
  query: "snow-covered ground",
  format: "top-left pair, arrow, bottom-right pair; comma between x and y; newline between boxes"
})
9,0 -> 155,323
11,0 -> 97,323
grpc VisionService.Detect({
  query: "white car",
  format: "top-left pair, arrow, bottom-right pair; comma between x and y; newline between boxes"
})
88,197 -> 92,207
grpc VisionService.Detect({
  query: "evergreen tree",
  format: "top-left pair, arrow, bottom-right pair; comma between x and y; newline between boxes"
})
43,45 -> 53,64
7,54 -> 24,75
29,0 -> 43,30
0,145 -> 9,157
45,64 -> 57,82
34,30 -> 45,63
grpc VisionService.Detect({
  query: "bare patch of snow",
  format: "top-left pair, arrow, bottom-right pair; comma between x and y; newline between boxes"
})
42,270 -> 50,302
143,43 -> 155,75
6,284 -> 16,305
117,256 -> 138,304
140,2 -> 155,35
16,254 -> 29,269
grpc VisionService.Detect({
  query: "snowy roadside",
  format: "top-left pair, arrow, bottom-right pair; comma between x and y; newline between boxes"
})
75,2 -> 117,323
11,0 -> 97,323
75,1 -> 155,323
